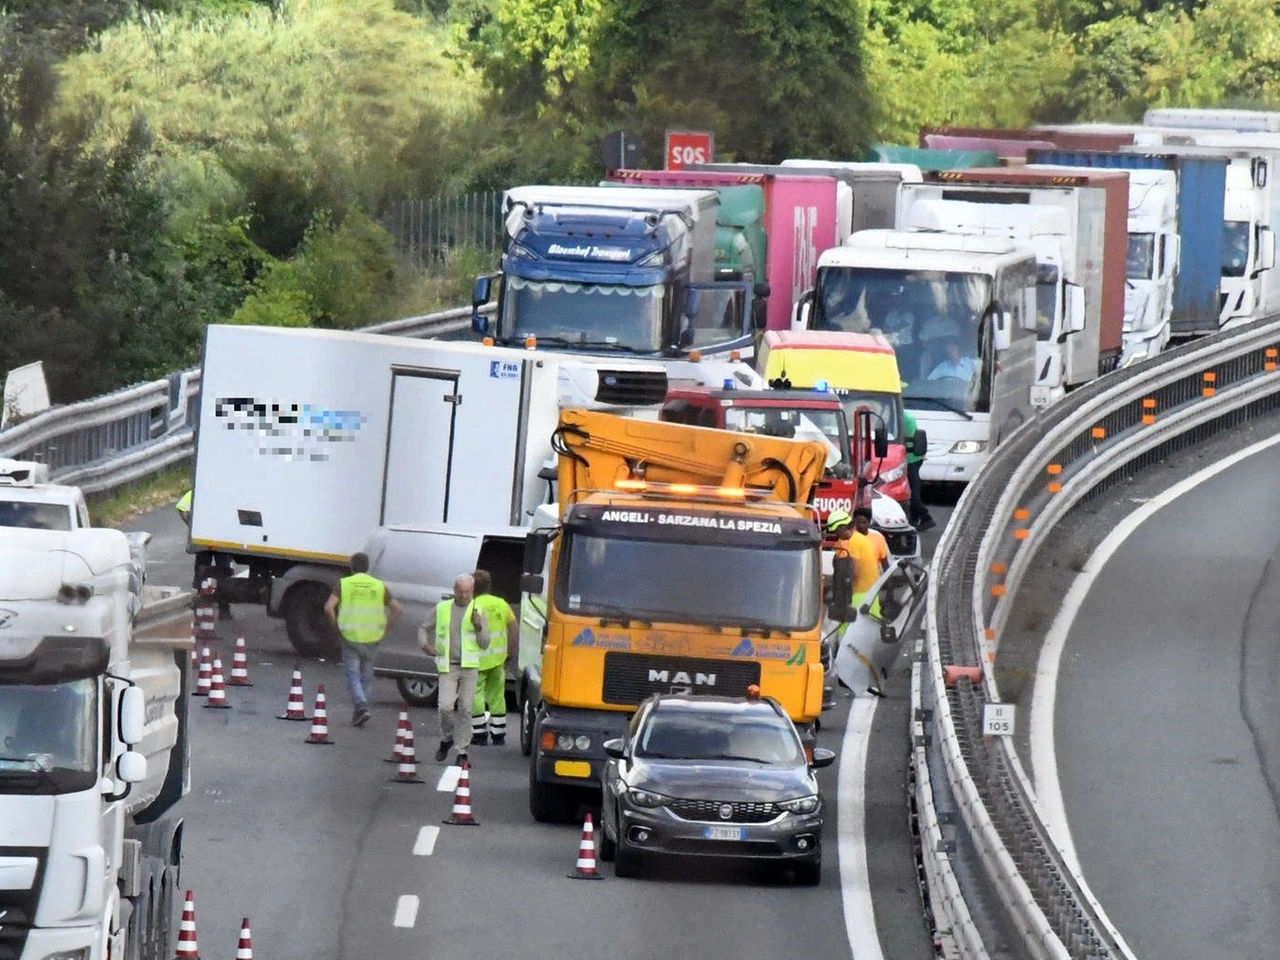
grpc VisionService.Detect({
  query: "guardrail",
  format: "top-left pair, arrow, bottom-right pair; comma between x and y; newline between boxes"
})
917,319 -> 1280,958
0,305 -> 484,495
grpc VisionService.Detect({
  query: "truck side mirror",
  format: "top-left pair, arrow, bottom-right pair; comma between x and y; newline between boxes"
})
911,429 -> 927,458
827,555 -> 856,623
520,573 -> 545,594
116,751 -> 147,784
523,530 -> 550,574
119,685 -> 145,745
792,290 -> 814,331
1065,287 -> 1086,335
874,426 -> 890,460
993,309 -> 1013,350
1260,228 -> 1276,272
472,275 -> 493,334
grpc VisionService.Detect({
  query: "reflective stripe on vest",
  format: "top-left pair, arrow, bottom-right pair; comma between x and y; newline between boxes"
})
337,573 -> 387,644
474,594 -> 511,670
434,598 -> 482,672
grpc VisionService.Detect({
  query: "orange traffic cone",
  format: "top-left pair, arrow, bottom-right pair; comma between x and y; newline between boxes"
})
235,918 -> 253,959
383,706 -> 410,764
390,723 -> 424,783
193,647 -> 213,697
305,685 -> 335,744
174,889 -> 199,958
442,758 -> 479,824
277,668 -> 309,721
228,633 -> 253,686
567,812 -> 605,879
203,659 -> 231,709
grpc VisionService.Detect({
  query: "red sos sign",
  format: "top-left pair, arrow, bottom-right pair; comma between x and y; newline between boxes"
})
665,130 -> 714,170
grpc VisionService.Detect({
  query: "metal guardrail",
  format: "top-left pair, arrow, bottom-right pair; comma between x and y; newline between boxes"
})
0,305 -> 485,495
918,318 -> 1280,958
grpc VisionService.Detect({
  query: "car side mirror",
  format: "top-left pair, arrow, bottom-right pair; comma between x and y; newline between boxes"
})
810,747 -> 836,769
603,738 -> 627,760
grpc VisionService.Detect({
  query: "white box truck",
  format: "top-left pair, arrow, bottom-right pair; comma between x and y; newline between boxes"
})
188,324 -> 707,663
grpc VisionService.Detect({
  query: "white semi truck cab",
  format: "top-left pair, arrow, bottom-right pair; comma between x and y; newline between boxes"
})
0,527 -> 188,960
0,459 -> 91,531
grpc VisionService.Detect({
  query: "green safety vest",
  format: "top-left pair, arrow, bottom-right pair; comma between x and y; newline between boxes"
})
904,410 -> 923,465
473,594 -> 513,671
434,598 -> 483,672
336,572 -> 388,644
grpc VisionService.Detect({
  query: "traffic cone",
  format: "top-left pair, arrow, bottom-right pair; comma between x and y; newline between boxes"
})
305,685 -> 335,744
235,918 -> 253,959
174,889 -> 199,958
390,723 -> 424,783
193,647 -> 213,698
203,659 -> 231,709
442,758 -> 478,824
383,706 -> 410,764
228,633 -> 253,686
193,579 -> 218,644
567,812 -> 605,879
277,668 -> 309,721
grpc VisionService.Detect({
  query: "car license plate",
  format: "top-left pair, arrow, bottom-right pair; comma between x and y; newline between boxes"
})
703,825 -> 745,841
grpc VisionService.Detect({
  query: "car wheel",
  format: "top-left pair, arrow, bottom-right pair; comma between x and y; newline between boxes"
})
396,675 -> 438,708
519,695 -> 536,757
793,859 -> 822,886
528,757 -> 573,823
596,806 -> 617,862
614,841 -> 643,879
283,582 -> 341,659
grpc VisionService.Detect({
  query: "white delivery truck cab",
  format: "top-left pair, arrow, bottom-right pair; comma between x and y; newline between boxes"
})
189,324 -> 682,660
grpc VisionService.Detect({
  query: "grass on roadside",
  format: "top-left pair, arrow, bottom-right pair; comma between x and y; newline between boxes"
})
90,464 -> 192,528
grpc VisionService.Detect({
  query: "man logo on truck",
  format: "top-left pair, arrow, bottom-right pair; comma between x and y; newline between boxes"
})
648,669 -> 717,695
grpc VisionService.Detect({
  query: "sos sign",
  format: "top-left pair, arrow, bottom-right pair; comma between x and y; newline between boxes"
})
665,130 -> 715,171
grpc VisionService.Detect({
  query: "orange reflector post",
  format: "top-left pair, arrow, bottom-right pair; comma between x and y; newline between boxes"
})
984,627 -> 996,641
1141,397 -> 1157,424
1048,481 -> 1063,494
1046,463 -> 1063,476
1092,426 -> 1106,439
1014,507 -> 1030,521
991,562 -> 1008,575
991,584 -> 1007,597
1267,348 -> 1279,372
1203,371 -> 1217,398
1014,529 -> 1030,540
944,665 -> 984,687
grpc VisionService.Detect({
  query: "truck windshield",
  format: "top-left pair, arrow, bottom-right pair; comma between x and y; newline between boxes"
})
504,277 -> 666,352
0,500 -> 72,531
1127,233 -> 1155,281
558,535 -> 820,631
0,678 -> 98,793
1223,221 -> 1250,278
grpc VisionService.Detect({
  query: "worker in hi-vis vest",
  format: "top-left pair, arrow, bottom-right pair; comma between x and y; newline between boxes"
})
325,552 -> 402,728
420,573 -> 490,764
469,569 -> 519,747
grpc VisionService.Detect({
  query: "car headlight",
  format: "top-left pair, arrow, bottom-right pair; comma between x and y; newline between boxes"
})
877,463 -> 906,483
626,786 -> 666,808
777,795 -> 820,815
949,440 -> 987,455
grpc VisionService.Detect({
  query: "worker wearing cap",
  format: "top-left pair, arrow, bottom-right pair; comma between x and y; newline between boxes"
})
469,569 -> 518,747
829,509 -> 881,611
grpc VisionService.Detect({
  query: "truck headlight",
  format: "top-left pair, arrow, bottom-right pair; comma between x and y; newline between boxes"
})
626,787 -> 666,808
777,795 -> 820,815
949,440 -> 987,455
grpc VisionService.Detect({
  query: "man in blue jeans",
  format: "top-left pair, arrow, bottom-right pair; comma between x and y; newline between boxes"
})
324,553 -> 403,727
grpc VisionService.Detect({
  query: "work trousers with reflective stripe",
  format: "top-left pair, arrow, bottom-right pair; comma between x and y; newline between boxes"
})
471,665 -> 507,741
438,666 -> 479,749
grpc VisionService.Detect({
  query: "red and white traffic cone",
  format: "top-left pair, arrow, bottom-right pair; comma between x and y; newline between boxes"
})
277,668 -> 309,721
442,758 -> 479,824
193,579 -> 218,644
383,706 -> 410,764
193,647 -> 213,697
235,917 -> 253,959
390,723 -> 424,783
203,659 -> 231,709
228,633 -> 253,686
174,889 -> 199,958
305,685 -> 334,744
567,812 -> 605,880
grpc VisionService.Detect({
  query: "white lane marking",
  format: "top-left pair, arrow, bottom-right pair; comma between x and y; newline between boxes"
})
393,894 -> 419,928
437,766 -> 460,793
1032,432 -> 1280,877
413,826 -> 439,856
839,695 -> 884,960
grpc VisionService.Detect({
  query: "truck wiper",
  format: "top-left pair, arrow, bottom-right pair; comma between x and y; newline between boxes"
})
513,334 -> 650,354
735,619 -> 788,638
906,397 -> 974,420
586,604 -> 652,628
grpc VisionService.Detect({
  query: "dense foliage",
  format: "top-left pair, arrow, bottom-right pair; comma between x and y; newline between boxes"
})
2,0 -> 1279,402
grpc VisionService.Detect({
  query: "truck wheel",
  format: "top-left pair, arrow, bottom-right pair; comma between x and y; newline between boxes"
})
519,696 -> 536,757
283,582 -> 341,659
396,675 -> 439,707
528,757 -> 573,823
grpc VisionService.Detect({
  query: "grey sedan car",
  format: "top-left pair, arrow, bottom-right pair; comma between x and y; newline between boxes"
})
599,693 -> 835,885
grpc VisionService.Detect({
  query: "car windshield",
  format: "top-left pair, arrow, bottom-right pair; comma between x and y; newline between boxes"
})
504,277 -> 666,352
0,678 -> 98,793
559,535 -> 820,631
637,710 -> 803,764
0,500 -> 72,530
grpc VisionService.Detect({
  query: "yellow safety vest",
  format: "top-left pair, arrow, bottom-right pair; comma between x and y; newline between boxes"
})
434,598 -> 482,672
337,573 -> 388,644
474,594 -> 513,671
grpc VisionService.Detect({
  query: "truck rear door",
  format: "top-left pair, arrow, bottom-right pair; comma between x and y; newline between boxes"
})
382,371 -> 460,523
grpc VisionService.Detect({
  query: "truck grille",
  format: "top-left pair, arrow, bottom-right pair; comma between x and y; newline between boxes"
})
593,368 -> 668,407
0,855 -> 41,960
601,652 -> 761,705
666,799 -> 781,823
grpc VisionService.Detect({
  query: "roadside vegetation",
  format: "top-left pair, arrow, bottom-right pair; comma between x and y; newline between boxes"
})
3,0 -> 1280,402
88,465 -> 193,528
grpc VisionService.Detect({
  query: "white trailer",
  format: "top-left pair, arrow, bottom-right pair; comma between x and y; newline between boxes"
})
0,527 -> 188,960
189,324 -> 737,658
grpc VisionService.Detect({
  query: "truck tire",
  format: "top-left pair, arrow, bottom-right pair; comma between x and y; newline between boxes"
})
283,582 -> 342,659
396,675 -> 439,707
528,756 -> 574,823
519,694 -> 536,757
